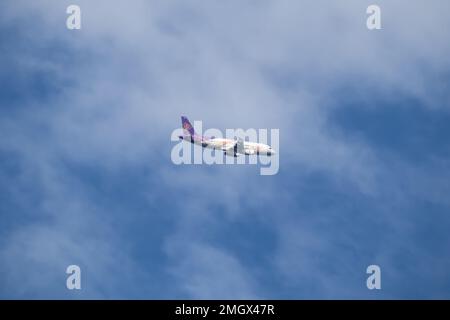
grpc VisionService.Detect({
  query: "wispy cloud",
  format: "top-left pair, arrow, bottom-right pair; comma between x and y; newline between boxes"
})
1,0 -> 450,298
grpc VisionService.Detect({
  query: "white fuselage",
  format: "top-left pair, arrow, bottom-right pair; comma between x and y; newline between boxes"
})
181,136 -> 275,156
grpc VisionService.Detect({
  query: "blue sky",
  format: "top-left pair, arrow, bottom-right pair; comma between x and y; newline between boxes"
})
1,0 -> 450,299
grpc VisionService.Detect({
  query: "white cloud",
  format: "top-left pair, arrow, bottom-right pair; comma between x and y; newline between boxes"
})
165,241 -> 259,299
2,0 -> 450,298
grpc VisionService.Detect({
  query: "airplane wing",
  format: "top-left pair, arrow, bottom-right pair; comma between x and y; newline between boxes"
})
223,138 -> 245,157
235,137 -> 245,155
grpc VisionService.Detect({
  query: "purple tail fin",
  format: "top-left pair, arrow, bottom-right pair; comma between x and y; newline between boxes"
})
181,116 -> 195,136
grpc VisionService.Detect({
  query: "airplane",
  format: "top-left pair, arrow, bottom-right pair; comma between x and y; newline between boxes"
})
178,116 -> 276,157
